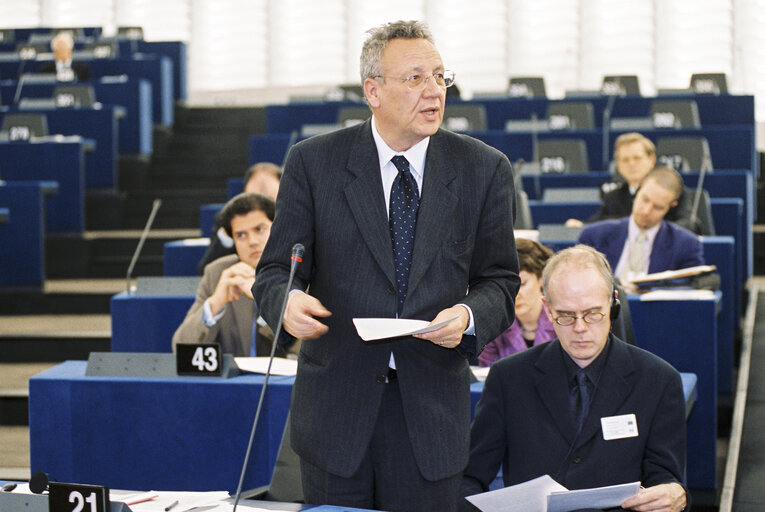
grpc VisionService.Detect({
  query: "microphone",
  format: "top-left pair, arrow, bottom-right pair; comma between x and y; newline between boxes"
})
232,242 -> 305,512
125,199 -> 161,294
601,93 -> 617,171
689,159 -> 709,233
12,58 -> 30,105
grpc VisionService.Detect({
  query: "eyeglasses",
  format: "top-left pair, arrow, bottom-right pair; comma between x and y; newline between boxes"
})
373,70 -> 456,90
552,311 -> 606,326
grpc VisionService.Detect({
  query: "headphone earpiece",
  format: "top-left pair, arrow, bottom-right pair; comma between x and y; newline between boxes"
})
610,293 -> 621,321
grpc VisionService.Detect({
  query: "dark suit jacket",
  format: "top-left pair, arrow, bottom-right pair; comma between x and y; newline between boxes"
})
589,182 -> 701,234
172,254 -> 298,358
254,120 -> 520,481
578,217 -> 704,273
36,60 -> 92,81
463,337 -> 685,498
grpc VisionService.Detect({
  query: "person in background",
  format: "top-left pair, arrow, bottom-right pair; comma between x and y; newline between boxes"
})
173,192 -> 299,358
578,166 -> 704,288
566,132 -> 700,233
197,162 -> 282,274
37,31 -> 91,81
478,238 -> 555,366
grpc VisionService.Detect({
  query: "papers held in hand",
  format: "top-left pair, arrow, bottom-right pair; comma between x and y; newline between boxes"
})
353,316 -> 459,342
466,474 -> 640,512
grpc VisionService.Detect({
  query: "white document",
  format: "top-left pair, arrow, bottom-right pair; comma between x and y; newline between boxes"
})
111,490 -> 230,512
547,481 -> 640,512
466,475 -> 640,512
638,289 -> 715,301
466,475 -> 566,512
234,356 -> 298,376
353,315 -> 458,341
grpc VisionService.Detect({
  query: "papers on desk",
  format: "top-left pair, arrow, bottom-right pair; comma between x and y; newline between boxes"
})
235,356 -> 298,376
466,474 -> 640,512
629,265 -> 716,284
112,490 -> 231,511
638,289 -> 716,301
353,315 -> 458,342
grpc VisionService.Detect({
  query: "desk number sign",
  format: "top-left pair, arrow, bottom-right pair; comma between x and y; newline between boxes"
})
49,482 -> 109,512
176,343 -> 222,376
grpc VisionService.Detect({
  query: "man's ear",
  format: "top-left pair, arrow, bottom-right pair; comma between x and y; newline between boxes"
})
363,77 -> 381,109
541,296 -> 553,321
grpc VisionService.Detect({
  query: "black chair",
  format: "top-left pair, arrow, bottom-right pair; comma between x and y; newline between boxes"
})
514,190 -> 533,230
118,26 -> 144,40
546,102 -> 595,130
442,104 -> 487,132
601,75 -> 640,96
508,76 -> 547,98
656,136 -> 713,172
85,40 -> 118,59
53,84 -> 96,108
684,187 -> 716,236
650,100 -> 701,128
690,73 -> 728,94
247,413 -> 304,502
336,105 -> 371,127
0,29 -> 14,43
537,139 -> 590,173
0,113 -> 48,141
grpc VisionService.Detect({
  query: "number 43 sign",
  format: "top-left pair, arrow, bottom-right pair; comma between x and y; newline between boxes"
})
176,343 -> 222,376
49,483 -> 109,512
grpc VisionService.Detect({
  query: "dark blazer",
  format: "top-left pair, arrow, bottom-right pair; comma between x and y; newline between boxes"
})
589,182 -> 701,234
36,60 -> 92,81
254,120 -> 520,481
463,337 -> 685,498
578,217 -> 704,273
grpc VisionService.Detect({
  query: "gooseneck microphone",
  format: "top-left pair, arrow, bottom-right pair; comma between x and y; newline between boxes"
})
232,243 -> 304,511
125,199 -> 162,294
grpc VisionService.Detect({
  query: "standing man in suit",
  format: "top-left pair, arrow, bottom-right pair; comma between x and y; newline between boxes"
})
462,245 -> 687,512
253,20 -> 519,512
173,192 -> 299,358
578,167 -> 704,285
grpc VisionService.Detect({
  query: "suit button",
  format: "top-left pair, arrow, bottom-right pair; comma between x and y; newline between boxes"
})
376,374 -> 387,384
572,456 -> 581,464
388,285 -> 395,294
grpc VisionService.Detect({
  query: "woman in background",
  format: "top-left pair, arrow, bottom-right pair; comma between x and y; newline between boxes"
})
478,238 -> 555,366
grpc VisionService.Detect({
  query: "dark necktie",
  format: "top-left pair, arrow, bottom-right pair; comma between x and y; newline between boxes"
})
571,369 -> 591,435
389,155 -> 420,315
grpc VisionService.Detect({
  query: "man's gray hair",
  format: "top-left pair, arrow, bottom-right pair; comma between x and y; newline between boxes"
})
542,244 -> 615,306
360,20 -> 434,83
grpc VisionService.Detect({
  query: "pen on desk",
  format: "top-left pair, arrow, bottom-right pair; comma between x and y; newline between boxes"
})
125,493 -> 159,505
165,500 -> 179,511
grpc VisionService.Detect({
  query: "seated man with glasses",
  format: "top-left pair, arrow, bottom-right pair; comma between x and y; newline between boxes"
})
462,245 -> 687,512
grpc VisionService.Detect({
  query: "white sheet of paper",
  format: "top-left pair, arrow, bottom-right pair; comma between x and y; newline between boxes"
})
546,481 -> 640,512
234,356 -> 298,376
353,316 -> 459,341
639,289 -> 715,301
466,475 -> 567,512
110,490 -> 230,512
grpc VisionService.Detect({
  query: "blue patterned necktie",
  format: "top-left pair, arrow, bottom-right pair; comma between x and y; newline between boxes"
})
389,155 -> 420,315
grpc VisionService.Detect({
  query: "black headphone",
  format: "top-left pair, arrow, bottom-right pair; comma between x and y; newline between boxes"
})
610,291 -> 621,321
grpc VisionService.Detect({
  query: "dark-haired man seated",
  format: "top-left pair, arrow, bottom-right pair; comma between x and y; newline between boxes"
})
463,245 -> 686,512
173,192 -> 299,357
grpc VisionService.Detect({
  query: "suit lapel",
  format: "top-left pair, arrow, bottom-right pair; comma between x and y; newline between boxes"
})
406,131 -> 458,298
533,341 -> 578,445
576,338 -> 636,447
344,121 -> 396,287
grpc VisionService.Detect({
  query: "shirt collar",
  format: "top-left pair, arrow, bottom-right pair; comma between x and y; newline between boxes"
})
627,215 -> 661,244
370,115 -> 429,180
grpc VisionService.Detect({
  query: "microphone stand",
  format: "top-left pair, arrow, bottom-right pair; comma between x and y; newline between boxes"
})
601,93 -> 616,172
232,243 -> 305,512
125,199 -> 161,294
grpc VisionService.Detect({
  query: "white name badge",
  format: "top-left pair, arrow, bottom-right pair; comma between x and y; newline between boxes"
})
601,413 -> 639,440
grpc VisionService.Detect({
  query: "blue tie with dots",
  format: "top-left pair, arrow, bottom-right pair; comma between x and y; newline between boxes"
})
389,155 -> 419,316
